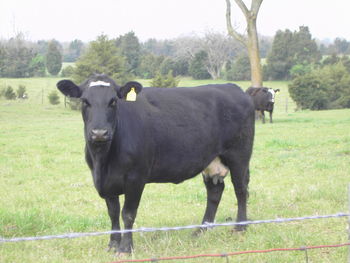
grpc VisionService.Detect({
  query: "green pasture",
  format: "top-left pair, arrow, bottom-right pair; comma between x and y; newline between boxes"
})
0,77 -> 349,262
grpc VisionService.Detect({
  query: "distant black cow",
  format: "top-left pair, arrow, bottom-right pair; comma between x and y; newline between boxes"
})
57,74 -> 255,254
246,87 -> 280,123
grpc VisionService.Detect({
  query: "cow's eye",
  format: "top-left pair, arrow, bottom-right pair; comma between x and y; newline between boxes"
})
81,98 -> 90,107
109,99 -> 117,107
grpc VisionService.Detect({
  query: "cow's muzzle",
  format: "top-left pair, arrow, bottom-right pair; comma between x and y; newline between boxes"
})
90,129 -> 109,143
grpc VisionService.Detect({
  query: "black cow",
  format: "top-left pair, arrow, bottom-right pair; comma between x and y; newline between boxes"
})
57,74 -> 255,254
246,87 -> 280,123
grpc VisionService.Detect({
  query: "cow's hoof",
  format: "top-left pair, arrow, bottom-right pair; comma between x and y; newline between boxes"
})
116,252 -> 131,258
107,240 -> 119,252
192,228 -> 206,237
233,224 -> 247,232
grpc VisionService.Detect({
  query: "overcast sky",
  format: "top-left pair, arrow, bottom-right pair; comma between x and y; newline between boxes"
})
1,0 -> 349,43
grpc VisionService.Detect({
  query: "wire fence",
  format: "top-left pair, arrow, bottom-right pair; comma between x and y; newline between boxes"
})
1,212 -> 349,262
1,212 -> 349,243
110,243 -> 350,263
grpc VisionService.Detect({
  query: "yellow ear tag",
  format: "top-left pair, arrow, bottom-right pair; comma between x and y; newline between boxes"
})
126,87 -> 137,102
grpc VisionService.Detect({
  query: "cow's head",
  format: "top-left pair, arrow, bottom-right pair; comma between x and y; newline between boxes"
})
57,74 -> 142,147
262,88 -> 280,110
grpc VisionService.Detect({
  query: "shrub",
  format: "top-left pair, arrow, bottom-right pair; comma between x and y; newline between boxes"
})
4,86 -> 16,100
150,71 -> 179,88
288,73 -> 328,110
289,63 -> 350,110
289,64 -> 313,78
48,90 -> 60,105
67,97 -> 81,110
61,65 -> 75,77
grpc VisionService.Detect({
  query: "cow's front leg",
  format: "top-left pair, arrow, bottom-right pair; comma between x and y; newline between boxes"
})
260,110 -> 266,123
118,178 -> 145,254
105,196 -> 121,252
193,174 -> 225,236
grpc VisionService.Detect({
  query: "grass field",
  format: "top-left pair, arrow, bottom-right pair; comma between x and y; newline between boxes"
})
0,77 -> 349,262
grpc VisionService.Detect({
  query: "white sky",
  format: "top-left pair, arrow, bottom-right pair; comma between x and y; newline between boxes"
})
0,0 -> 349,42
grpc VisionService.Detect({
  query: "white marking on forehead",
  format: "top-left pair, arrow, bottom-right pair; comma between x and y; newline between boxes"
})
89,81 -> 111,87
268,89 -> 276,102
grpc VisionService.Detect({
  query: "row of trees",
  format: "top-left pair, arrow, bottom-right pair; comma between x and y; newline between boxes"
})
1,28 -> 350,85
320,37 -> 350,55
0,34 -> 63,77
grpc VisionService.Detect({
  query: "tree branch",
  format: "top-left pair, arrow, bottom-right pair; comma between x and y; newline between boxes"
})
251,0 -> 263,16
234,0 -> 249,18
225,0 -> 246,45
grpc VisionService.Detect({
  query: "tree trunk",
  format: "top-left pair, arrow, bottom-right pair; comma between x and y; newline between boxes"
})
247,18 -> 263,87
225,0 -> 263,87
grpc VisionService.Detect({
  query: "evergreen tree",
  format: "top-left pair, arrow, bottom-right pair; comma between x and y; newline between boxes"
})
265,29 -> 294,80
29,54 -> 46,77
173,58 -> 189,76
73,35 -> 130,84
189,51 -> 211,79
322,53 -> 340,66
46,41 -> 62,76
64,39 -> 84,62
266,26 -> 321,80
0,43 -> 6,77
138,53 -> 165,79
333,38 -> 350,55
159,57 -> 177,75
226,54 -> 251,81
292,26 -> 321,65
115,32 -> 141,75
1,34 -> 35,77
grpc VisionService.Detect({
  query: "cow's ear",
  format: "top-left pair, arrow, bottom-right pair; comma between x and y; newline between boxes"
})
275,89 -> 280,93
262,88 -> 268,93
57,80 -> 83,98
117,81 -> 143,101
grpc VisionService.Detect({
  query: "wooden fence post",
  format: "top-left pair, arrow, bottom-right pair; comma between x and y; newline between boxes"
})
348,184 -> 350,263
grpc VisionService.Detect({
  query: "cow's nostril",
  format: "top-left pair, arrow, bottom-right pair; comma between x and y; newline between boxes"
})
91,129 -> 108,141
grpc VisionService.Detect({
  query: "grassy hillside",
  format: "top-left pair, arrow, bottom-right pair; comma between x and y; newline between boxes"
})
0,78 -> 349,262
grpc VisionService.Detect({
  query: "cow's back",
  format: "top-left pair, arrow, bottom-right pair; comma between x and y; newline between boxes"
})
119,84 -> 254,183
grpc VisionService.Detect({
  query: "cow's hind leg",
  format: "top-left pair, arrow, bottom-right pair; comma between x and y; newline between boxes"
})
105,196 -> 121,251
269,111 -> 273,123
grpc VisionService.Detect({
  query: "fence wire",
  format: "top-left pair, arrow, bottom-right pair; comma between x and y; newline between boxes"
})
1,212 -> 349,243
110,243 -> 350,263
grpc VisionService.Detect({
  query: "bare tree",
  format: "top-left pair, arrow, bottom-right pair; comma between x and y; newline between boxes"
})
201,31 -> 232,79
225,0 -> 263,87
173,33 -> 242,79
173,35 -> 202,60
